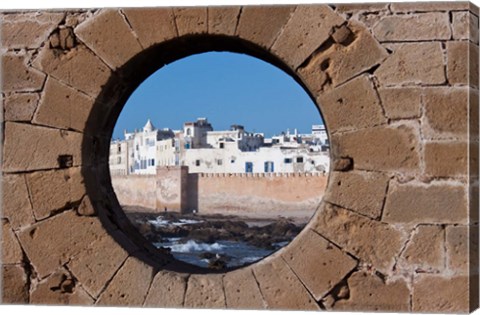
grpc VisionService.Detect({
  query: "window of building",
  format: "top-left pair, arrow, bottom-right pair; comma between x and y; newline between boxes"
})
117,157 -> 121,164
264,161 -> 274,173
195,160 -> 201,166
284,158 -> 292,164
117,145 -> 121,153
296,157 -> 304,163
245,162 -> 253,173
219,143 -> 224,149
217,159 -> 223,166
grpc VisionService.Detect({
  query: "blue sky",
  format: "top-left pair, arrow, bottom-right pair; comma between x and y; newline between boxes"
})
112,52 -> 323,139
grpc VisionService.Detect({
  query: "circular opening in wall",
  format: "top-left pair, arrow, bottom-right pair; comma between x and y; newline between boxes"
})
109,51 -> 330,271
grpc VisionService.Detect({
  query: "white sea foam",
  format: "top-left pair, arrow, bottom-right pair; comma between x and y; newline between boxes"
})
172,219 -> 203,226
167,240 -> 225,253
147,216 -> 170,227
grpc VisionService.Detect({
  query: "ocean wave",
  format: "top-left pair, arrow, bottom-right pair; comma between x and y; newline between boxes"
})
167,240 -> 225,253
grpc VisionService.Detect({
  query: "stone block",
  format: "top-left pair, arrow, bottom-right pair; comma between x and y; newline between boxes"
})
447,41 -> 479,87
401,225 -> 445,271
2,51 -> 46,92
377,87 -> 422,119
333,271 -> 410,311
424,142 -> 468,178
77,195 -> 96,216
96,257 -> 155,306
3,122 -> 83,172
1,12 -> 64,49
122,8 -> 177,48
373,13 -> 451,41
452,11 -> 479,43
335,3 -> 389,13
224,267 -> 266,309
30,269 -> 94,305
184,274 -> 225,308
4,93 -> 39,122
390,2 -> 472,12
313,203 -> 405,272
272,5 -> 344,69
317,75 -> 386,134
331,124 -> 420,172
446,225 -> 470,273
2,265 -> 29,304
413,274 -> 469,312
236,6 -> 295,49
253,257 -> 320,310
383,182 -> 467,225
74,9 -> 143,69
2,220 -> 23,264
282,229 -> 357,300
2,174 -> 35,229
375,43 -> 445,86
173,7 -> 207,36
144,271 -> 187,307
208,6 -> 240,35
325,171 -> 390,219
32,77 -> 96,132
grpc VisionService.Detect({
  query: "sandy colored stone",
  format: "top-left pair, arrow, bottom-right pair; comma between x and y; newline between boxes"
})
208,6 -> 240,35
282,229 -> 357,300
383,182 -> 467,225
2,51 -> 46,92
122,8 -> 177,48
224,267 -> 266,309
453,11 -> 479,43
373,13 -> 451,41
317,75 -> 386,133
401,225 -> 445,271
425,142 -> 468,177
375,43 -> 445,86
447,41 -> 479,87
2,174 -> 35,230
75,9 -> 142,69
77,195 -> 96,216
2,265 -> 29,304
253,257 -> 319,310
390,2 -> 472,12
30,269 -> 94,305
377,87 -> 422,119
325,171 -> 390,219
2,220 -> 23,264
173,7 -> 207,36
4,93 -> 40,122
184,274 -> 225,308
446,225 -> 471,273
32,77 -> 96,132
272,5 -> 344,69
1,12 -> 64,49
335,3 -> 389,13
334,271 -> 410,311
96,257 -> 155,306
331,124 -> 420,172
332,157 -> 353,171
236,6 -> 295,49
413,274 -> 469,312
144,271 -> 187,307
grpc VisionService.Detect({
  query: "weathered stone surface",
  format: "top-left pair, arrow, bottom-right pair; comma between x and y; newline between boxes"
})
413,274 -> 469,312
253,258 -> 319,310
173,7 -> 207,36
1,12 -> 64,49
236,6 -> 295,49
208,6 -> 240,35
325,171 -> 389,219
75,9 -> 142,69
30,269 -> 94,305
331,124 -> 420,172
2,265 -> 29,304
377,87 -> 422,119
383,182 -> 467,225
3,122 -> 83,172
423,88 -> 468,139
17,211 -> 107,279
272,5 -> 344,69
313,203 -> 405,272
447,41 -> 479,87
334,271 -> 410,311
401,225 -> 445,271
2,51 -> 46,92
453,11 -> 479,43
282,229 -> 357,300
184,274 -> 225,308
4,93 -> 40,122
32,77 -> 95,132
332,157 -> 353,171
375,43 -> 445,86
96,257 -> 154,306
122,8 -> 177,48
77,195 -> 96,216
373,13 -> 451,41
224,267 -> 266,309
144,271 -> 187,307
446,225 -> 470,273
425,142 -> 468,178
317,76 -> 386,133
2,220 -> 23,264
390,2 -> 472,12
2,174 -> 35,229
335,3 -> 389,13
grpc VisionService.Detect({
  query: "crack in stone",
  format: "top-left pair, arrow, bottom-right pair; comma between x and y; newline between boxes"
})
94,254 -> 130,302
268,5 -> 298,50
233,6 -> 243,36
250,267 -> 268,308
119,9 -> 144,50
181,274 -> 191,306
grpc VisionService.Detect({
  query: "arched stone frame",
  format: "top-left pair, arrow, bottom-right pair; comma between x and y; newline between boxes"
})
1,3 -> 478,312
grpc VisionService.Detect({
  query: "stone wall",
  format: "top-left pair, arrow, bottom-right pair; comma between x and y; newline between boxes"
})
1,2 -> 478,313
110,174 -> 157,209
